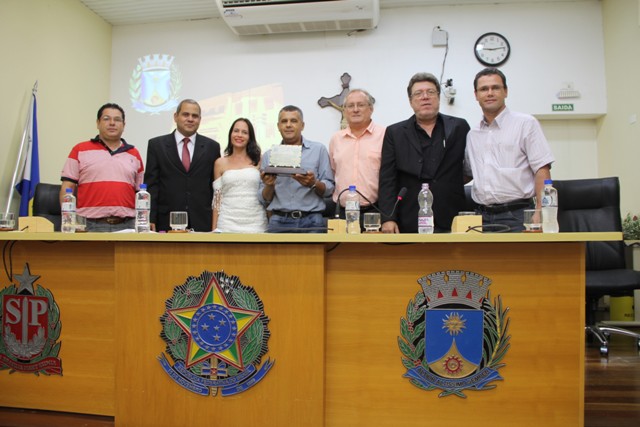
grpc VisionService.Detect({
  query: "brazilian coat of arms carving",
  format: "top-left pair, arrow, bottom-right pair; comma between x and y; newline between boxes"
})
159,270 -> 274,396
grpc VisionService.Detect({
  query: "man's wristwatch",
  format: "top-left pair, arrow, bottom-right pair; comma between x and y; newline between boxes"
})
310,181 -> 318,190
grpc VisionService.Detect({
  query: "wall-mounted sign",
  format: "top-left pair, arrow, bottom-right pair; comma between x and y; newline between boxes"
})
552,104 -> 574,112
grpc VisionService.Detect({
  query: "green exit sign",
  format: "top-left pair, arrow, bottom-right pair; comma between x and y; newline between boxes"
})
552,104 -> 574,112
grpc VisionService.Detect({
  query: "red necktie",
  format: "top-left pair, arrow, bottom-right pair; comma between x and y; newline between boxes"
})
182,138 -> 191,172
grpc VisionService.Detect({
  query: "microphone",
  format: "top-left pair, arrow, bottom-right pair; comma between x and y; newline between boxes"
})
382,187 -> 407,220
328,186 -> 406,234
328,188 -> 350,234
334,187 -> 407,219
397,187 -> 407,199
334,187 -> 350,218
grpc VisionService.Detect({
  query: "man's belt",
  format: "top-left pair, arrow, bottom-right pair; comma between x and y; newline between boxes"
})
478,199 -> 532,214
271,210 -> 321,219
88,216 -> 133,225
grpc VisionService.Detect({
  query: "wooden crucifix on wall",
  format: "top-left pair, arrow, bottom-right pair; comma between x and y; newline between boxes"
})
317,72 -> 351,129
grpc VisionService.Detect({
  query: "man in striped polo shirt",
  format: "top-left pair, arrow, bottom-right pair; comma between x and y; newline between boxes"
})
60,103 -> 144,232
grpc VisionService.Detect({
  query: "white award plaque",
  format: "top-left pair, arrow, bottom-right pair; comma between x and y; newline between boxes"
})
264,144 -> 305,175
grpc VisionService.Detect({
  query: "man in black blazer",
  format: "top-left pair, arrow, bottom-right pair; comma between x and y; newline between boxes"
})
145,99 -> 220,232
378,73 -> 470,233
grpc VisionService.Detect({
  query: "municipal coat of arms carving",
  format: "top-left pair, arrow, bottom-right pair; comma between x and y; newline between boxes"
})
398,270 -> 510,398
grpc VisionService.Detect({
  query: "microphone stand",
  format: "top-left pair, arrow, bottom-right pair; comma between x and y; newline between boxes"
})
328,188 -> 350,234
329,187 -> 406,233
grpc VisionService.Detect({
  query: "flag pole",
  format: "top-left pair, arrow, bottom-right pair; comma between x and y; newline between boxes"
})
5,81 -> 38,215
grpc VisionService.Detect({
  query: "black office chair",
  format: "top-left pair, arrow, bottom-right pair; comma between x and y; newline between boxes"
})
32,183 -> 62,231
554,177 -> 640,355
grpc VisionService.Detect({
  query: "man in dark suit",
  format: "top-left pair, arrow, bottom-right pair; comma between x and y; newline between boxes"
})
378,73 -> 470,233
145,99 -> 220,232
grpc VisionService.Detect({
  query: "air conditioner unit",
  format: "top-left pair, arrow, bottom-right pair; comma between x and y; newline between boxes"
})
216,0 -> 380,36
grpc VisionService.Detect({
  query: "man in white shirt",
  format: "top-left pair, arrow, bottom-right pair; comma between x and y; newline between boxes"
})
464,68 -> 555,232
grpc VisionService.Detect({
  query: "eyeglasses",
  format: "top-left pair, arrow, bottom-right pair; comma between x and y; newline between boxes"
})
476,85 -> 505,94
411,89 -> 438,99
344,103 -> 370,111
100,115 -> 124,123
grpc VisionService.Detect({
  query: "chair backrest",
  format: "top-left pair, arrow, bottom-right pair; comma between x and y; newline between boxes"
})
32,183 -> 62,231
554,177 -> 625,271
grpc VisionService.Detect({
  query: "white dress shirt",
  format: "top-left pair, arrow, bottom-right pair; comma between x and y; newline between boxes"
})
464,108 -> 555,205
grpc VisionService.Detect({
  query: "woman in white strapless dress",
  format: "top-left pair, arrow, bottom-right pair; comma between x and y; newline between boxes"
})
212,118 -> 267,233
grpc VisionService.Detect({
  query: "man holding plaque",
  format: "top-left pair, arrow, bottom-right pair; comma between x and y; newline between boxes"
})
259,105 -> 335,233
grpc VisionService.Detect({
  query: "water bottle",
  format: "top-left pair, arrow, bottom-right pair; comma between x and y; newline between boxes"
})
345,185 -> 361,234
61,188 -> 76,233
541,179 -> 559,233
135,184 -> 151,233
418,183 -> 434,234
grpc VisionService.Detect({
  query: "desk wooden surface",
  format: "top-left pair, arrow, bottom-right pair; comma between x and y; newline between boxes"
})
0,230 -> 622,243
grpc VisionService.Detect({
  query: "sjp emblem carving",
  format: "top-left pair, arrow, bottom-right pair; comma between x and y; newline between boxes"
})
398,271 -> 510,398
159,270 -> 274,396
0,263 -> 63,376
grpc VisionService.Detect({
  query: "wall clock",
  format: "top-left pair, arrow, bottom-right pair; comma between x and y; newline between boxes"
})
474,32 -> 510,67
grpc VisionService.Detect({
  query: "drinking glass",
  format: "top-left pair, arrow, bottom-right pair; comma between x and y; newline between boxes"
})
74,215 -> 87,232
170,211 -> 189,232
363,212 -> 381,233
523,209 -> 542,233
0,212 -> 15,231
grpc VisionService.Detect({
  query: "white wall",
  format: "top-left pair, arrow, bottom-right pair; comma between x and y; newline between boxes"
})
599,0 -> 640,216
110,0 -> 603,184
0,0 -> 111,214
0,0 -> 607,213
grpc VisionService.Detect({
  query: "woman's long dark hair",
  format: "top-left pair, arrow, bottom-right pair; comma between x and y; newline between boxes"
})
225,118 -> 261,166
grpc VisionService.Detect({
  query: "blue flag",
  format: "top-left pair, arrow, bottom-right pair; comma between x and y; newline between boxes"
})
15,94 -> 40,216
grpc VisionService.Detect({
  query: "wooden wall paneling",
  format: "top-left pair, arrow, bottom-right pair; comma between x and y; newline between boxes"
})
113,242 -> 325,427
325,242 -> 585,427
0,236 -> 594,427
0,241 -> 116,415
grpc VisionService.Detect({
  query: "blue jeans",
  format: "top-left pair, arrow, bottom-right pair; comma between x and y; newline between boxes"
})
86,218 -> 135,232
479,208 -> 526,233
267,213 -> 326,233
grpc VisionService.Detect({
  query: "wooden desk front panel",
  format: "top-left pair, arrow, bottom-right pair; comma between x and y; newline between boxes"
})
325,242 -> 585,427
0,241 -> 115,415
0,238 -> 587,427
113,243 -> 325,427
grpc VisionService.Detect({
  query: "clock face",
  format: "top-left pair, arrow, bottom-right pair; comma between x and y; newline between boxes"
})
474,32 -> 510,66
